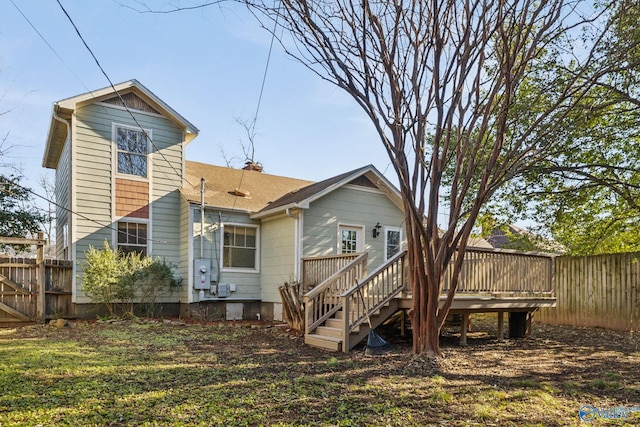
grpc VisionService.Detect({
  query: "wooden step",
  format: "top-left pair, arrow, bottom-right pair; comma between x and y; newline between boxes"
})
325,318 -> 343,328
304,333 -> 342,351
316,325 -> 342,338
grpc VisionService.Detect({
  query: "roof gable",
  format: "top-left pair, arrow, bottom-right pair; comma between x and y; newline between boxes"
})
252,164 -> 404,218
101,92 -> 161,115
43,80 -> 198,169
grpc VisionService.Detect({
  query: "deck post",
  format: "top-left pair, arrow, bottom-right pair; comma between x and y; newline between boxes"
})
497,312 -> 504,341
460,313 -> 469,346
342,295 -> 350,353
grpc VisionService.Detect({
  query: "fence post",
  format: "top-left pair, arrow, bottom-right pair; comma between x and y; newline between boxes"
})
36,232 -> 46,323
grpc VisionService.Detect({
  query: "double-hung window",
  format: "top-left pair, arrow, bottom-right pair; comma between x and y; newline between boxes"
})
223,224 -> 258,270
116,125 -> 148,178
117,221 -> 148,256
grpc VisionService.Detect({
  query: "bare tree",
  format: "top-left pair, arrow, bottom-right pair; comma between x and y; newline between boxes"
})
124,0 -> 638,357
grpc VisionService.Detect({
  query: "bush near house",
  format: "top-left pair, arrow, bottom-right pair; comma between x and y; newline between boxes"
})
82,241 -> 181,318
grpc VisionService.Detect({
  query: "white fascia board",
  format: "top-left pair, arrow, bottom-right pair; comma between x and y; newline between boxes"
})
249,202 -> 309,220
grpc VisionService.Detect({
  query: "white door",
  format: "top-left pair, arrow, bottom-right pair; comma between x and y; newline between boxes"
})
339,225 -> 364,254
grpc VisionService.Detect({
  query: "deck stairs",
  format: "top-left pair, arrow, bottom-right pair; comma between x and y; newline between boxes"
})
303,251 -> 407,352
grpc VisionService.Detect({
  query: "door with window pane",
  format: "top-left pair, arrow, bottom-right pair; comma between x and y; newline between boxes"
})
339,225 -> 364,254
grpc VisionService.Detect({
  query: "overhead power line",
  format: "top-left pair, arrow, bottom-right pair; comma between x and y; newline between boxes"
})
55,0 -> 197,188
0,176 -> 177,246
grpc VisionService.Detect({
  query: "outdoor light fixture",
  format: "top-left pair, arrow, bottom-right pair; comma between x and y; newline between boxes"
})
372,222 -> 382,238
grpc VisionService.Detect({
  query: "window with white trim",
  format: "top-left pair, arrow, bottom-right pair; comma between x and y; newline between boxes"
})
116,126 -> 148,177
117,221 -> 148,256
339,225 -> 364,254
385,227 -> 402,260
223,225 -> 258,269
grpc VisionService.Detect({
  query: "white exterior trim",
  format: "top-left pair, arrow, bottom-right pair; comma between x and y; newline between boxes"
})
337,222 -> 365,254
70,111 -> 77,303
111,122 -> 153,182
220,222 -> 261,274
384,226 -> 403,260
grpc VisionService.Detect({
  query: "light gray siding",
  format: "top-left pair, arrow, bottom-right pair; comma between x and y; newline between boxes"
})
178,195 -> 191,303
260,214 -> 297,303
72,102 -> 185,303
54,135 -> 71,259
303,185 -> 406,270
191,208 -> 261,301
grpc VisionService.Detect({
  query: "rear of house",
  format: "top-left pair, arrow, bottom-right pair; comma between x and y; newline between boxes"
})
42,80 -> 408,320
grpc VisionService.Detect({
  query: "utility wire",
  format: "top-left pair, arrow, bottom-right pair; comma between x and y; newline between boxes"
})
0,177 -> 177,246
231,1 -> 281,212
55,0 -> 197,189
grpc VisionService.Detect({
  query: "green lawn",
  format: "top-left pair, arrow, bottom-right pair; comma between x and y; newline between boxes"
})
0,319 -> 638,426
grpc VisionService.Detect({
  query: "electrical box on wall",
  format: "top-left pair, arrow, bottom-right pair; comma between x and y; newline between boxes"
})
193,259 -> 211,290
217,283 -> 231,298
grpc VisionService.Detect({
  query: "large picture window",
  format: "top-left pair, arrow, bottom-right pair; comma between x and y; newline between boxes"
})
117,221 -> 148,256
223,225 -> 258,269
116,126 -> 148,177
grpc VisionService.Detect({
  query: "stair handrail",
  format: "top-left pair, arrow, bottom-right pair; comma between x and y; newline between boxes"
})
303,252 -> 368,335
341,250 -> 408,343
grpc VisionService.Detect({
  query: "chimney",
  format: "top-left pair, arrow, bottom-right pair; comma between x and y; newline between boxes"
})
242,161 -> 263,172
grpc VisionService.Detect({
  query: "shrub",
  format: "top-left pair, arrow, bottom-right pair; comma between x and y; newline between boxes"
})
82,241 -> 181,318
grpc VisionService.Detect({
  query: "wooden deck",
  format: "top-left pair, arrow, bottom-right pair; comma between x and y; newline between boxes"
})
302,248 -> 556,352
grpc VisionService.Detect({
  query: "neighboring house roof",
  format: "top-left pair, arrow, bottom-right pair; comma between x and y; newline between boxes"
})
43,79 -> 199,169
181,162 -> 404,218
467,236 -> 493,249
486,224 -> 564,253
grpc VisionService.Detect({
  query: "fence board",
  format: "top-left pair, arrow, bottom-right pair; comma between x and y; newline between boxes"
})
538,252 -> 640,331
0,256 -> 73,322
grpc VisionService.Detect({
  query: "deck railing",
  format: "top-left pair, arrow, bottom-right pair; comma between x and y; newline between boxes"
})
341,250 -> 408,349
443,247 -> 554,294
302,253 -> 363,291
303,253 -> 368,335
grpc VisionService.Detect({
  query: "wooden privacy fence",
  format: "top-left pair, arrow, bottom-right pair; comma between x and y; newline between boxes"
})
537,252 -> 640,331
0,236 -> 73,323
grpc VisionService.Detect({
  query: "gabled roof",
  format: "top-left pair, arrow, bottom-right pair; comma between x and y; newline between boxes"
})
252,164 -> 403,219
181,162 -> 404,218
43,80 -> 199,169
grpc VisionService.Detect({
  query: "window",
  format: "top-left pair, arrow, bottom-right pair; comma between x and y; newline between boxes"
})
385,227 -> 402,260
339,225 -> 364,254
223,225 -> 258,269
116,126 -> 148,177
117,221 -> 148,256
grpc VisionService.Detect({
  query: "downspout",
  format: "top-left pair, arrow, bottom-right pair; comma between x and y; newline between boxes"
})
200,177 -> 205,259
286,208 -> 301,282
52,111 -> 74,299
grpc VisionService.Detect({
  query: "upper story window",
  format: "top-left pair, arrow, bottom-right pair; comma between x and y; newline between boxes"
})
223,224 -> 258,270
116,125 -> 149,178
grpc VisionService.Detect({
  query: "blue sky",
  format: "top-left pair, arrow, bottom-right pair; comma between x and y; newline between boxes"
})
0,1 -> 393,202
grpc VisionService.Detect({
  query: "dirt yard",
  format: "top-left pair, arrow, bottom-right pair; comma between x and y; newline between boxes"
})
1,315 -> 638,426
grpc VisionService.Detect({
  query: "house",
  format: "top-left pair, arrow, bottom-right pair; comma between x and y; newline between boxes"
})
42,80 -> 407,320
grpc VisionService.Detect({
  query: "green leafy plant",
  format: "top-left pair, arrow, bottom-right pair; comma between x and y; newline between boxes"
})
82,241 -> 181,318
